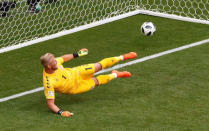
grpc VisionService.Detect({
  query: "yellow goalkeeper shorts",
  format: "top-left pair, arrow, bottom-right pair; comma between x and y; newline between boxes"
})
69,64 -> 96,94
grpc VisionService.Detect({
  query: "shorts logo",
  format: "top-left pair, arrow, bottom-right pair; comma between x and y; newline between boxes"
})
59,66 -> 63,70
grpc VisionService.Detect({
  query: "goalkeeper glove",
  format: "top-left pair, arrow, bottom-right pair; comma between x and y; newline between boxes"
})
58,110 -> 74,117
73,48 -> 88,58
78,48 -> 88,57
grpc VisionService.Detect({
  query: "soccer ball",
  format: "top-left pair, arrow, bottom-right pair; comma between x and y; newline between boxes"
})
141,22 -> 156,36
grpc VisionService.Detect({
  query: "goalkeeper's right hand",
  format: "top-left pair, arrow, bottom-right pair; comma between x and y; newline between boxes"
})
78,48 -> 88,57
58,110 -> 74,117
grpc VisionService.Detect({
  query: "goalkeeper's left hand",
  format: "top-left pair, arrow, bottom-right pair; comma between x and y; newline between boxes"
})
60,111 -> 74,117
78,48 -> 88,57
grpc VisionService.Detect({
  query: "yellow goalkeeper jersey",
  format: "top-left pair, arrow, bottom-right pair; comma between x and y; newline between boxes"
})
42,57 -> 78,99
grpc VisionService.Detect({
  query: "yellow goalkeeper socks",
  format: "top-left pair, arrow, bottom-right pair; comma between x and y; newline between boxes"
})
96,73 -> 117,85
99,56 -> 122,69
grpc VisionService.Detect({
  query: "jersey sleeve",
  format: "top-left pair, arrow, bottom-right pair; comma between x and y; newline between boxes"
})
56,57 -> 64,65
43,77 -> 55,99
44,86 -> 55,99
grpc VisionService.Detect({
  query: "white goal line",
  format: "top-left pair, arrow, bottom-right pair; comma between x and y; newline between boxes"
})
0,38 -> 209,103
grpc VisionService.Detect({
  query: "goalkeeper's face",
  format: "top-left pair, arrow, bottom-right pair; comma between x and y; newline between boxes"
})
48,57 -> 58,70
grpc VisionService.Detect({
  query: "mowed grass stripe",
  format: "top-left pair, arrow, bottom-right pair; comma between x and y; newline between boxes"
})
1,38 -> 209,103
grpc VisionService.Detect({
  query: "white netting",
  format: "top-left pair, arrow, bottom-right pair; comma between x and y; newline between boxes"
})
1,0 -> 209,52
0,0 -> 136,49
138,0 -> 209,22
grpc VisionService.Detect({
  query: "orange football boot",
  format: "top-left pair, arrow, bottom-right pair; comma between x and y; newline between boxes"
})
122,52 -> 137,60
112,70 -> 131,78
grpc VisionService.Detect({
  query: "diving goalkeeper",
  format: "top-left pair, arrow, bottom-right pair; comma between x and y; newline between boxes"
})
40,49 -> 137,117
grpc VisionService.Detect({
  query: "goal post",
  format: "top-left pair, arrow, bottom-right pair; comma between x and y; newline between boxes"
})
137,0 -> 209,24
0,0 -> 208,53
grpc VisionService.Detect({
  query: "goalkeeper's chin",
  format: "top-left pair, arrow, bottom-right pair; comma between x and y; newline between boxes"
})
51,66 -> 58,71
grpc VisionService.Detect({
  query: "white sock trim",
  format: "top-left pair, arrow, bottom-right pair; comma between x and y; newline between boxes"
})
112,73 -> 117,78
120,55 -> 124,61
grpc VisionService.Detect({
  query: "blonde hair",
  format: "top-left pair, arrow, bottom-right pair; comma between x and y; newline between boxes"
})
40,53 -> 54,67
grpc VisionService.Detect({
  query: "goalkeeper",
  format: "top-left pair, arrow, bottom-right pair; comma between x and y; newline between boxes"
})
40,49 -> 137,117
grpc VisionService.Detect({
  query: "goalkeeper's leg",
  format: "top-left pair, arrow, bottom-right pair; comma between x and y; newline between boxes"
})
93,70 -> 131,86
94,52 -> 137,73
70,70 -> 131,94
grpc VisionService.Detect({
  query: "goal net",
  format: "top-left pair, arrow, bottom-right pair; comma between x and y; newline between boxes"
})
137,0 -> 209,24
0,0 -> 137,52
0,0 -> 208,53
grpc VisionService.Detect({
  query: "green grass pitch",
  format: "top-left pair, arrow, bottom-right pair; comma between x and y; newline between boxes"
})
0,14 -> 209,130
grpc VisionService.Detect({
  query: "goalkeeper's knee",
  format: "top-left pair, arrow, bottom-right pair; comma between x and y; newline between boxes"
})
96,74 -> 116,85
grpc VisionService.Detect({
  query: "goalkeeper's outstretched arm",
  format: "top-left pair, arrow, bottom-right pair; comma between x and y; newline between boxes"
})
61,48 -> 88,62
46,99 -> 73,117
61,54 -> 75,62
46,99 -> 60,113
